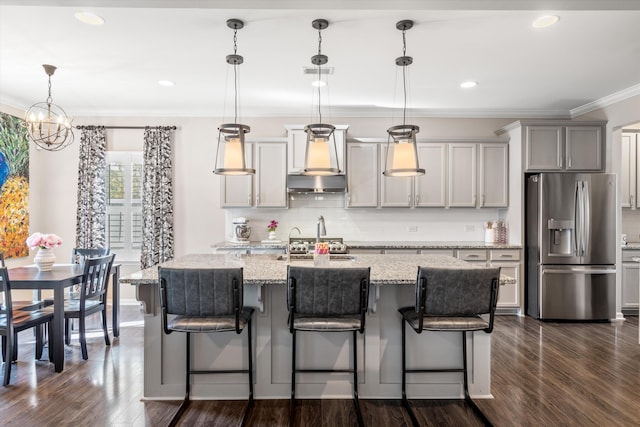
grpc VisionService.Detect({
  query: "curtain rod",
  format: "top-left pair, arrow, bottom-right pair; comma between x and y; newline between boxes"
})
75,125 -> 177,130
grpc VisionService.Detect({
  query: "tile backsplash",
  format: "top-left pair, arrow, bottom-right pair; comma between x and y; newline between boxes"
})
225,204 -> 507,243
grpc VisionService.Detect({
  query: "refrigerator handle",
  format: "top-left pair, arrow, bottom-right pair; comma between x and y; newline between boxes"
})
582,181 -> 590,257
573,181 -> 581,257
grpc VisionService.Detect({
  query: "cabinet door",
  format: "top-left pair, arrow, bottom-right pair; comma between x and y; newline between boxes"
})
448,143 -> 477,207
491,262 -> 521,308
415,143 -> 446,207
479,144 -> 508,207
220,143 -> 253,208
255,143 -> 287,208
621,133 -> 634,208
380,144 -> 413,207
525,126 -> 563,170
621,262 -> 640,311
346,143 -> 378,207
565,126 -> 603,171
287,128 -> 307,173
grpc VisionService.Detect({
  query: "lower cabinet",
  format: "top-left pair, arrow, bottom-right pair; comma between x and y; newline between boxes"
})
621,250 -> 640,315
458,248 -> 522,312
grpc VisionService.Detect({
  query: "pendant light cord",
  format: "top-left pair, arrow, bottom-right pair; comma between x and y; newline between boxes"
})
401,28 -> 408,126
316,27 -> 323,124
233,27 -> 239,124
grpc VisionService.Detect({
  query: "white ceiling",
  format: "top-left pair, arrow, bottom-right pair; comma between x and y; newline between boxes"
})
1,1 -> 640,119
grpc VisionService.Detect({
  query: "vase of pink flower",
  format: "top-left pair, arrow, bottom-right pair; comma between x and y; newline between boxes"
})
26,232 -> 63,271
267,220 -> 279,240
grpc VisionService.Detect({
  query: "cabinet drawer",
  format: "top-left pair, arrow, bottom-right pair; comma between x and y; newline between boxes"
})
490,249 -> 521,261
621,250 -> 640,262
457,250 -> 487,262
419,249 -> 455,256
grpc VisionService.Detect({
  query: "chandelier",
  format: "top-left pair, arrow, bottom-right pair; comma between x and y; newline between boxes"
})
303,19 -> 341,176
24,64 -> 74,151
383,20 -> 425,177
213,19 -> 255,175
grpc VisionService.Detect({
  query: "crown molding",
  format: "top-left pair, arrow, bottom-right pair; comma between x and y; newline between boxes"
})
570,83 -> 640,118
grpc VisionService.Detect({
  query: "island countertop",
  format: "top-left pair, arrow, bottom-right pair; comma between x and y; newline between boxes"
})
120,253 -> 515,286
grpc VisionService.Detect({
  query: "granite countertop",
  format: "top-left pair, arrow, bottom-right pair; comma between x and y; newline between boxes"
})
120,253 -> 515,286
212,240 -> 522,250
212,241 -> 288,250
346,240 -> 522,250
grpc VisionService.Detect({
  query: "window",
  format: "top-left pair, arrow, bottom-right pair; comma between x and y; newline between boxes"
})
106,152 -> 143,262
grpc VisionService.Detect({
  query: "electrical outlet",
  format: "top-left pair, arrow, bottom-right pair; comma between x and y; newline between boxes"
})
408,225 -> 418,232
464,225 -> 475,232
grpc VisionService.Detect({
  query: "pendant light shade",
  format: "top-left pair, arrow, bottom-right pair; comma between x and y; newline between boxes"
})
214,19 -> 255,176
383,20 -> 424,177
24,64 -> 74,151
303,19 -> 341,176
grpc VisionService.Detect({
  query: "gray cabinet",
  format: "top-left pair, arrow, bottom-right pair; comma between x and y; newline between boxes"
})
621,132 -> 640,209
525,123 -> 604,172
621,250 -> 640,314
457,248 -> 522,311
346,142 -> 379,208
448,143 -> 477,207
220,141 -> 287,208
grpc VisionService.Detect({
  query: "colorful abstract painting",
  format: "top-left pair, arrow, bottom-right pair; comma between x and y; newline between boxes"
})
0,112 -> 29,259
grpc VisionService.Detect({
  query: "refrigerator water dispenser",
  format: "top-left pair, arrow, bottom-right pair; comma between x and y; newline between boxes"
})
547,219 -> 574,256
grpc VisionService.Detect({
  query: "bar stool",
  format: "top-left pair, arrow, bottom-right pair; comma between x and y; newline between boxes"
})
398,266 -> 500,427
159,267 -> 254,427
287,266 -> 370,427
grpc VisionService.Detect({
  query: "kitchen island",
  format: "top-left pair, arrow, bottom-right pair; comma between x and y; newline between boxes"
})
121,253 -> 514,401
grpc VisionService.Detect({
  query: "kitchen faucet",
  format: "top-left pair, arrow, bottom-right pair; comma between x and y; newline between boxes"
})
288,226 -> 301,263
316,215 -> 326,243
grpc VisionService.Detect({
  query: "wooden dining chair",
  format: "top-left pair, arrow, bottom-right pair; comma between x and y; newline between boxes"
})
1,252 -> 55,362
58,254 -> 115,360
398,266 -> 500,427
287,266 -> 371,427
0,266 -> 54,385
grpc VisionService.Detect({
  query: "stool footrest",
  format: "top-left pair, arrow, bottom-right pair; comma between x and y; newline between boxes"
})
405,367 -> 465,374
295,368 -> 355,373
190,369 -> 249,375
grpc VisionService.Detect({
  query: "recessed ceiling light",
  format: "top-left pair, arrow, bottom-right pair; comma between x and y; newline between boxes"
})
158,80 -> 175,87
460,81 -> 478,89
311,80 -> 327,88
74,12 -> 105,26
532,15 -> 559,28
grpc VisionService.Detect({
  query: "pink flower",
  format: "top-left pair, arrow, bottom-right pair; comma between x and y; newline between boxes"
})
267,220 -> 279,232
26,232 -> 63,249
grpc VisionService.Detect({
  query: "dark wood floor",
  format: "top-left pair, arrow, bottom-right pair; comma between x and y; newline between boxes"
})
0,307 -> 638,426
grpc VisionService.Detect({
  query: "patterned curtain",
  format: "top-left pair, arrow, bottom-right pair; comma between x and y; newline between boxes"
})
75,126 -> 107,249
140,126 -> 174,269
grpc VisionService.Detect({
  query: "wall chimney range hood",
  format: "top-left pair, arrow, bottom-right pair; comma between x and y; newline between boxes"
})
287,174 -> 346,193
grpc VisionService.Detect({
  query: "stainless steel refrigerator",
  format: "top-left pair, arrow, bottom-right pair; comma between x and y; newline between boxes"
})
525,173 -> 616,320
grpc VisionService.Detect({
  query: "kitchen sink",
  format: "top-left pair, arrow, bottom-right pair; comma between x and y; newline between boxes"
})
276,254 -> 357,261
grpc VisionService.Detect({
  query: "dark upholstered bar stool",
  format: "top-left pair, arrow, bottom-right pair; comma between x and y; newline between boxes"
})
287,266 -> 370,427
159,267 -> 254,427
398,266 -> 500,427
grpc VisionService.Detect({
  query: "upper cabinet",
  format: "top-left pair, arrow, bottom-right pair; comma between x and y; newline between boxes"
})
285,125 -> 348,174
347,140 -> 508,209
523,122 -> 605,172
621,131 -> 640,209
220,141 -> 287,208
346,142 -> 379,207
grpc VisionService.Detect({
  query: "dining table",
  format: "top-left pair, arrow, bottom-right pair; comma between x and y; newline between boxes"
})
8,263 -> 121,372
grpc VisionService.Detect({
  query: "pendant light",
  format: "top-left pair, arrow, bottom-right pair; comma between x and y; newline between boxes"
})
383,20 -> 425,177
24,64 -> 74,151
303,19 -> 341,176
214,19 -> 255,175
